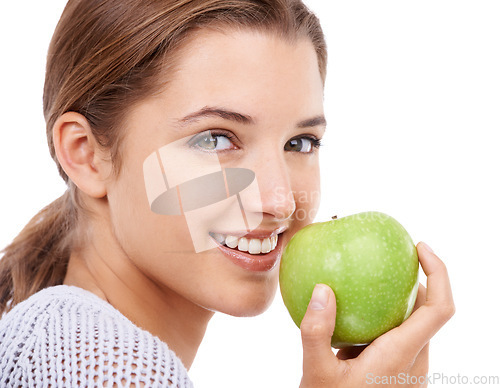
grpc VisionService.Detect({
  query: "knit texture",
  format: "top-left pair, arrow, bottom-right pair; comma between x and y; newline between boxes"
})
0,285 -> 193,387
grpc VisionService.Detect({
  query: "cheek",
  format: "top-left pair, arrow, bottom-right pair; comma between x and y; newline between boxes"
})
107,166 -> 194,263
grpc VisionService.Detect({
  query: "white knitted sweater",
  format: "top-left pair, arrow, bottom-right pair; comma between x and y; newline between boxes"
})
0,285 -> 193,387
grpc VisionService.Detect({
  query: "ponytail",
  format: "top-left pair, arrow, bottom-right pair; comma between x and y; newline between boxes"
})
0,189 -> 77,316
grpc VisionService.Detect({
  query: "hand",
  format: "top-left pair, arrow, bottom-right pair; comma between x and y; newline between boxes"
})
299,242 -> 455,388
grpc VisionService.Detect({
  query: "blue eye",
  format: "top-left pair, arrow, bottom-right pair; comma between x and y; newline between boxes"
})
284,136 -> 322,153
189,131 -> 236,152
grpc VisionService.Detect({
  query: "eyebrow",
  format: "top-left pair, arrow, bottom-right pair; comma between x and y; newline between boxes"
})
177,106 -> 254,126
297,115 -> 327,129
176,105 -> 326,129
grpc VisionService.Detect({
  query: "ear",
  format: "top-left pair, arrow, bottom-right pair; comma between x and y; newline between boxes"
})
52,112 -> 110,198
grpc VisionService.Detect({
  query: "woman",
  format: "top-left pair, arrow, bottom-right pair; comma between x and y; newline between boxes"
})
0,0 -> 454,386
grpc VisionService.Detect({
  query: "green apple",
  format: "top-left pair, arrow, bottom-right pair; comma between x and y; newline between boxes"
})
279,211 -> 419,348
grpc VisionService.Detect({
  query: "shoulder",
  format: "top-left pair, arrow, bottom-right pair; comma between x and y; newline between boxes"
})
0,285 -> 193,387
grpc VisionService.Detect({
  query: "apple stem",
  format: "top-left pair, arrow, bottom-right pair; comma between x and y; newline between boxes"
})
332,215 -> 338,220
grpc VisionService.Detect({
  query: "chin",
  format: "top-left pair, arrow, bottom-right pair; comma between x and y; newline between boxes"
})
224,298 -> 274,317
218,279 -> 278,318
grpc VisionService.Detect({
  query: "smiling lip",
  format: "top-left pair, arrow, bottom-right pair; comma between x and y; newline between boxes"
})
210,226 -> 287,239
209,233 -> 284,272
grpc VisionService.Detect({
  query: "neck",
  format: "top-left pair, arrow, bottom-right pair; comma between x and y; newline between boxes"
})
63,210 -> 213,369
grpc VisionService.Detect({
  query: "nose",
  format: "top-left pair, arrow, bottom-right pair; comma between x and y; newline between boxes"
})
242,153 -> 296,222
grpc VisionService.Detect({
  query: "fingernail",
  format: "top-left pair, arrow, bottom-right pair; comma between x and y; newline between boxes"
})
421,241 -> 434,254
309,284 -> 329,310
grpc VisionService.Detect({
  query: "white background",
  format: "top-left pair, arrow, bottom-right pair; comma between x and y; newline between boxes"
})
0,1 -> 498,387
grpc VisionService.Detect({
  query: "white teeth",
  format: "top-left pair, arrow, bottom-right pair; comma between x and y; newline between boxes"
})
261,238 -> 271,254
225,235 -> 239,249
211,232 -> 280,255
248,238 -> 262,254
238,237 -> 249,252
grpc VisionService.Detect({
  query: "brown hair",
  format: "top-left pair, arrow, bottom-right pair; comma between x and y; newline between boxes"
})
0,0 -> 326,315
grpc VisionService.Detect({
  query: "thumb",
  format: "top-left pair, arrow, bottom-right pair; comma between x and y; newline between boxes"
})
300,284 -> 339,379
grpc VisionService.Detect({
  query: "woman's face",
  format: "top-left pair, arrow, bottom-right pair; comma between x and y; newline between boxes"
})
105,29 -> 325,317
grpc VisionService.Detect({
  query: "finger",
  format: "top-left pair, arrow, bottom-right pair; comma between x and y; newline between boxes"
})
417,242 -> 454,311
300,284 -> 340,377
379,242 -> 455,358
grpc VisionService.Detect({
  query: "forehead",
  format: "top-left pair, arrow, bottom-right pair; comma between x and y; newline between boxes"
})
160,29 -> 324,116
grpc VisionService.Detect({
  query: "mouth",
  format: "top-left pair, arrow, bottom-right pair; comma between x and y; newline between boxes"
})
208,229 -> 285,272
208,231 -> 280,255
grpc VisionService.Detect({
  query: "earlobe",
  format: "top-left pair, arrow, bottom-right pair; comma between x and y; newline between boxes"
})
52,112 -> 109,198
